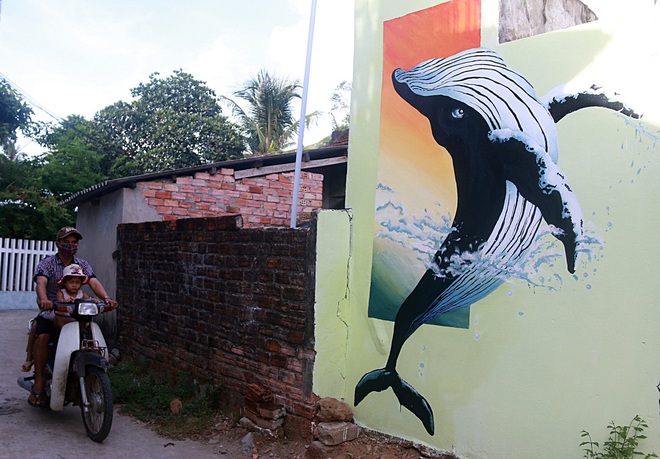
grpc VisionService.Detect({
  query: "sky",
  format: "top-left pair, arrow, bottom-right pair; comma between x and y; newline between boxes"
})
0,0 -> 355,157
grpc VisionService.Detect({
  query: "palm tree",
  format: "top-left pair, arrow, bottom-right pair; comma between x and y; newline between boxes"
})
222,70 -> 303,155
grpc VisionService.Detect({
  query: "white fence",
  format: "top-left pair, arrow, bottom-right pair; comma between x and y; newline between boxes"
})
0,238 -> 56,292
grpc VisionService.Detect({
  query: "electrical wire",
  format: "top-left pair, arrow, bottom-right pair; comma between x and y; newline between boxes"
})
1,72 -> 115,156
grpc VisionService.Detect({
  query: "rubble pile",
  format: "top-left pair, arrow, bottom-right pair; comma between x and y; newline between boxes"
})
306,397 -> 360,457
239,383 -> 286,438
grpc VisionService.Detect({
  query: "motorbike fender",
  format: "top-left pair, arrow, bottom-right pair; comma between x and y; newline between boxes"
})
73,350 -> 105,376
50,322 -> 108,411
50,322 -> 79,411
89,322 -> 109,360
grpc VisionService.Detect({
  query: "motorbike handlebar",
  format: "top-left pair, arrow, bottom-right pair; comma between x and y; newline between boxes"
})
49,300 -> 117,314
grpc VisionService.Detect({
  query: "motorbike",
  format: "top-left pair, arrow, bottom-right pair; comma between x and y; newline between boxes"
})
17,298 -> 115,442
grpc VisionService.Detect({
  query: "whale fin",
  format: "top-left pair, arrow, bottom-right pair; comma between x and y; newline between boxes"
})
541,84 -> 640,123
354,369 -> 396,405
391,375 -> 435,435
489,129 -> 583,273
355,369 -> 435,435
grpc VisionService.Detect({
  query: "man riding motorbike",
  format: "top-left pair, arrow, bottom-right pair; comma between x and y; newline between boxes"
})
27,226 -> 117,408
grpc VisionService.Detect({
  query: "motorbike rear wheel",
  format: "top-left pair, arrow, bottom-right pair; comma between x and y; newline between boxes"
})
80,366 -> 113,442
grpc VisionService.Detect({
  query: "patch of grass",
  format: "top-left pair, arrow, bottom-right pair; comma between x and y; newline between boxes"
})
108,359 -> 226,439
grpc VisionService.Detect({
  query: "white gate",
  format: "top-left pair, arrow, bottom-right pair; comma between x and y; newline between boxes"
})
0,238 -> 56,292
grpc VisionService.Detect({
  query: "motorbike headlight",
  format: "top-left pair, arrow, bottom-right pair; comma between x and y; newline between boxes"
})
76,301 -> 99,316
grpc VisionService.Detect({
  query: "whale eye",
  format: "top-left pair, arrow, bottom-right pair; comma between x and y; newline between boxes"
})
450,108 -> 465,119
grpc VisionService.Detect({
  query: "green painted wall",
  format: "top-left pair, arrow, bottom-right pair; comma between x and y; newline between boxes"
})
313,0 -> 660,457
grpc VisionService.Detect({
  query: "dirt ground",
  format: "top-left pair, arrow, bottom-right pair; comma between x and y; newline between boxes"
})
182,413 -> 457,458
0,309 -> 455,458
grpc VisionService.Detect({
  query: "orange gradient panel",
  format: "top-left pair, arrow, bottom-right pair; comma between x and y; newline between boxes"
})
380,0 -> 482,208
371,0 -> 482,327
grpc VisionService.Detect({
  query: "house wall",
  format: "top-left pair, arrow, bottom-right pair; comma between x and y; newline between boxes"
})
75,168 -> 323,302
137,169 -> 323,227
115,215 -> 318,439
311,0 -> 660,457
74,168 -> 322,348
77,187 -> 159,298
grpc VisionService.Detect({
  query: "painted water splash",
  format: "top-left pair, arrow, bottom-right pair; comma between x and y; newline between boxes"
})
620,113 -> 660,149
375,183 -> 605,293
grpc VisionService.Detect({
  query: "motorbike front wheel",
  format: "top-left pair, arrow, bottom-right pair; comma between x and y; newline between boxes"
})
80,366 -> 113,442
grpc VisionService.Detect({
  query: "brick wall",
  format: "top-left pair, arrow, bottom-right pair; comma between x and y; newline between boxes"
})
116,215 -> 318,438
137,169 -> 323,227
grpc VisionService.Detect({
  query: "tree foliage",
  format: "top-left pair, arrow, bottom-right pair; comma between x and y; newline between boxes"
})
329,81 -> 351,131
1,68 -> 348,240
0,155 -> 75,239
38,115 -> 106,197
0,78 -> 35,160
93,70 -> 246,175
223,70 -> 303,154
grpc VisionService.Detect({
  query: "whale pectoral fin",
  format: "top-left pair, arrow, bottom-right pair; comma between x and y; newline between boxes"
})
391,376 -> 435,435
489,130 -> 582,273
354,369 -> 395,405
541,84 -> 640,123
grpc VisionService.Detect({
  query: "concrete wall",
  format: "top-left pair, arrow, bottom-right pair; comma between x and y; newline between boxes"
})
311,0 -> 660,457
0,291 -> 38,310
76,187 -> 158,299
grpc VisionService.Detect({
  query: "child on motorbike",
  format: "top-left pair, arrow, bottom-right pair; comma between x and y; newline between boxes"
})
56,263 -> 91,303
21,264 -> 91,373
27,226 -> 116,408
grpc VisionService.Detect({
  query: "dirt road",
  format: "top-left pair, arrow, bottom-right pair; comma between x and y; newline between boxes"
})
0,309 -> 220,458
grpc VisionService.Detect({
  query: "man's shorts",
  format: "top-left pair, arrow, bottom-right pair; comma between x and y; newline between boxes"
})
34,314 -> 57,337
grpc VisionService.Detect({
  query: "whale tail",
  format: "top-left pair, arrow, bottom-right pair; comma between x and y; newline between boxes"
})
354,369 -> 435,435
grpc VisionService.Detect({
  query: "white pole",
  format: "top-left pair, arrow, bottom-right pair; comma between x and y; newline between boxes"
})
290,0 -> 318,228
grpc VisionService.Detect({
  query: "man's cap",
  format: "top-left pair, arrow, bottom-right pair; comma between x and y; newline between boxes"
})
56,226 -> 83,241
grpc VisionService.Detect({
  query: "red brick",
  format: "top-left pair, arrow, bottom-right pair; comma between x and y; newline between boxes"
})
246,383 -> 273,403
145,181 -> 164,189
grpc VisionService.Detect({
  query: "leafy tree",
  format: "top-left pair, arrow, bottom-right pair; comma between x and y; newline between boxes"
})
0,155 -> 75,239
329,81 -> 351,131
0,78 -> 35,160
223,70 -> 306,154
93,70 -> 246,175
38,115 -> 106,198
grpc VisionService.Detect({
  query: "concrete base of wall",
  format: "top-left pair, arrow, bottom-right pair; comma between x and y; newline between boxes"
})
0,292 -> 38,311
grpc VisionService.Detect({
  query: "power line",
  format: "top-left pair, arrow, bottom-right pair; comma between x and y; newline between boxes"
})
1,73 -> 118,157
0,71 -> 65,123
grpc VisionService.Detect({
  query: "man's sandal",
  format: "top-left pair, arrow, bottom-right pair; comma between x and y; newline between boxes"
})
27,389 -> 47,408
21,360 -> 33,372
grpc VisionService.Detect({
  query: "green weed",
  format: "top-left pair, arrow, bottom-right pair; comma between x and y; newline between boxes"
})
108,359 -> 225,439
580,415 -> 658,459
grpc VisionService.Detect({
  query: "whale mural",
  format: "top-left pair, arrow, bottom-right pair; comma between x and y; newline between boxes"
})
355,47 -> 639,435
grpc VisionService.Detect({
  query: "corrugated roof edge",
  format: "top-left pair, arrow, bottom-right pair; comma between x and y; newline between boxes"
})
58,144 -> 348,207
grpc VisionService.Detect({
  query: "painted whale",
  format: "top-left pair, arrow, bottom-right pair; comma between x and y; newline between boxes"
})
354,48 -> 639,435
